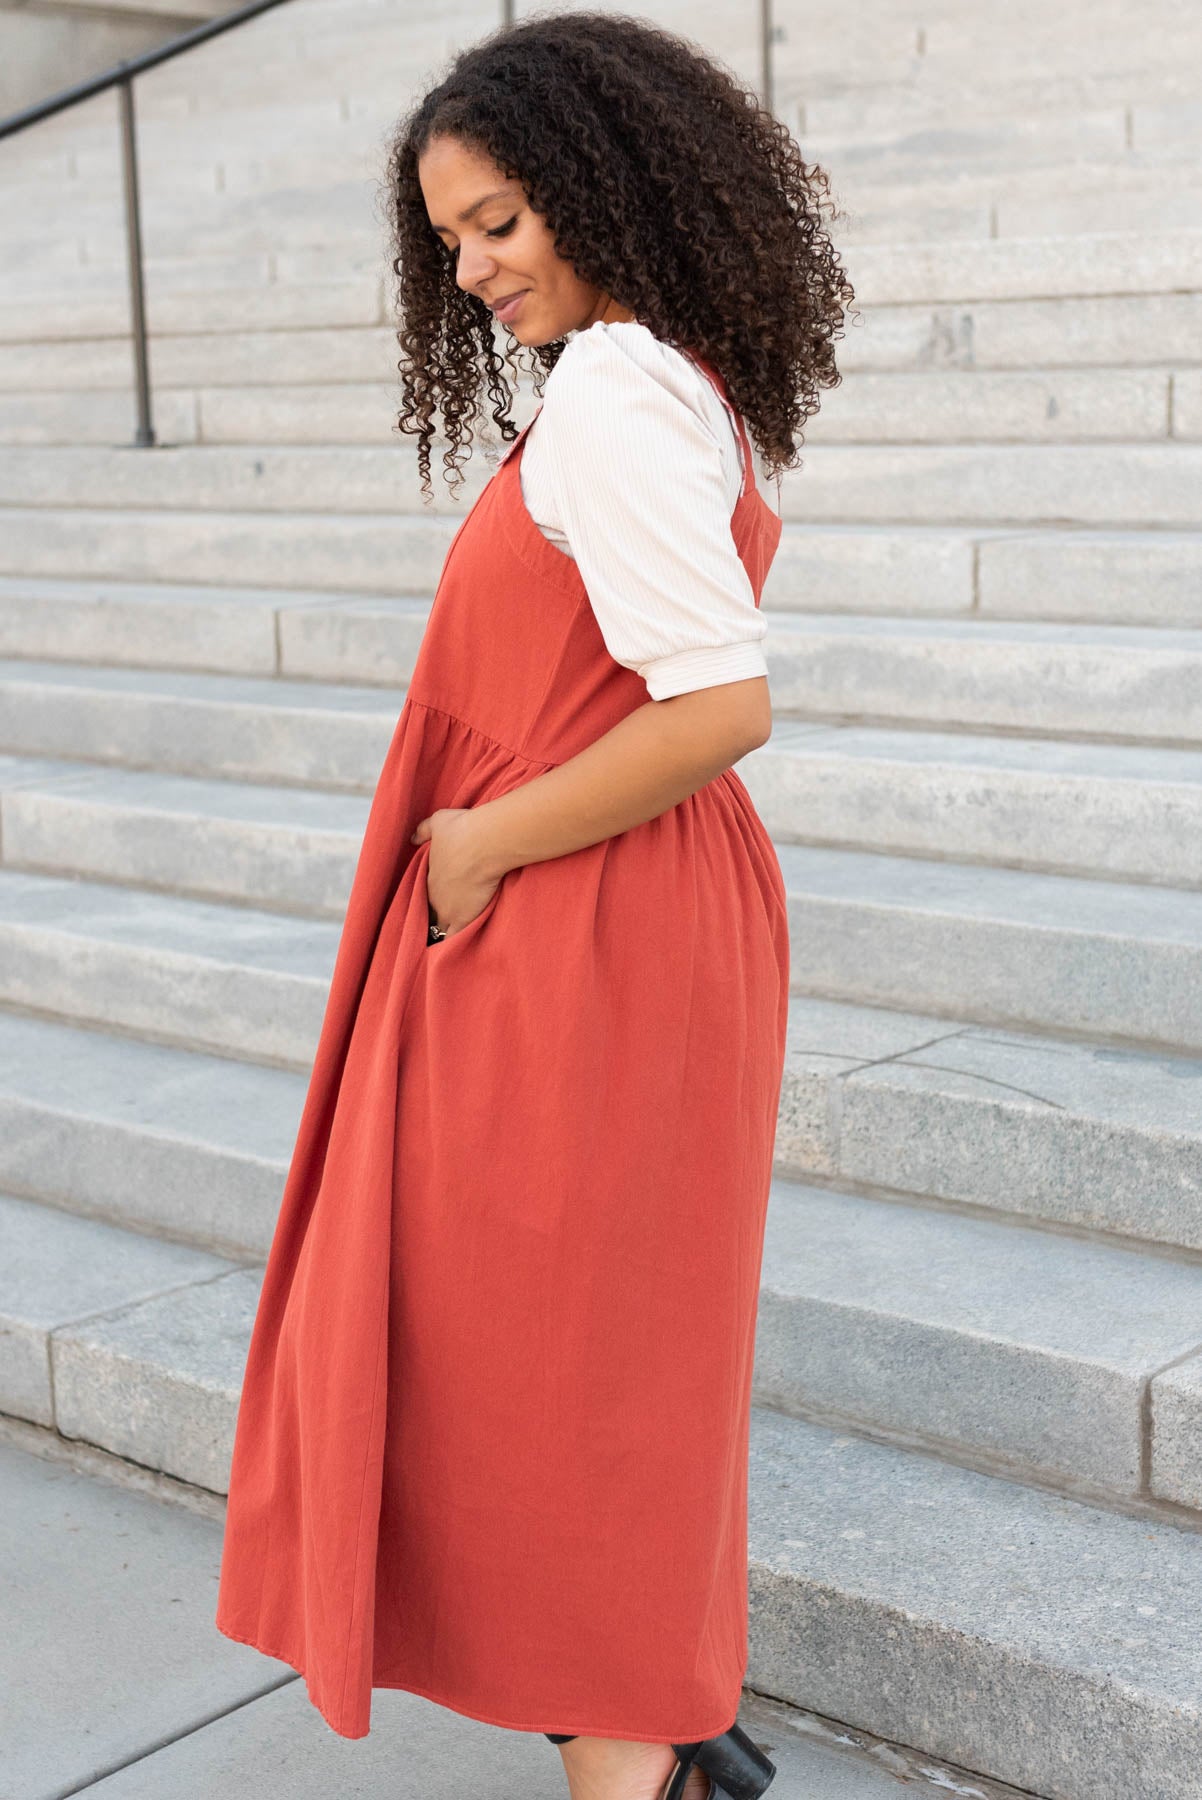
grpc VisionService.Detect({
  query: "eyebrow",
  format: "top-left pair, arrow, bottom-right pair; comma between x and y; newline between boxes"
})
429,188 -> 516,235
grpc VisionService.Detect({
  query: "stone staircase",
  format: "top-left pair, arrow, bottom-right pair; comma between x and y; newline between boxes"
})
3,2 -> 1202,1797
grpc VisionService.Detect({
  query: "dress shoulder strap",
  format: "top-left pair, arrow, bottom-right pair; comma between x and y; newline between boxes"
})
676,348 -> 753,500
496,402 -> 543,468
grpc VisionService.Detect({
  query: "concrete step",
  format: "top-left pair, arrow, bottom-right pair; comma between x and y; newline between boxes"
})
3,440 -> 1201,528
0,141 -> 393,226
1,517 -> 1201,644
4,971 -> 1201,1262
7,719 -> 1202,902
794,71 -> 1202,143
0,1189 -> 241,1444
799,105 -> 1131,178
0,1008 -> 302,1259
0,277 -> 383,351
822,147 -> 1202,210
12,573 -> 1202,705
747,1409 -> 1202,1800
200,0 -> 1202,90
0,1190 -> 258,1496
0,388 -> 203,449
962,529 -> 1202,626
0,660 -> 401,790
752,722 -> 1202,884
1,227 -> 1197,334
803,365 -> 1184,443
778,991 -> 1202,1253
6,1148 -> 1202,1528
0,443 -> 490,517
0,382 -> 404,450
838,292 -> 1202,374
1176,371 -> 1202,436
800,104 -> 1138,175
5,986 -> 1200,1266
0,506 -> 462,596
3,293 -> 1202,402
5,626 -> 1202,854
772,5 -> 1202,91
0,250 -> 286,309
762,613 -> 1202,741
91,196 -> 384,266
814,153 -> 1202,242
752,179 -> 1202,246
0,756 -> 370,912
844,226 -> 1202,306
0,868 -> 337,1067
787,443 -> 1202,527
6,364 -> 1197,449
3,840 -> 1199,1124
829,169 -> 1202,252
1150,1358 -> 1202,1509
4,527 -> 1202,665
0,139 -> 384,223
755,1178 -> 1202,1505
0,575 -> 441,675
0,165 -> 1161,267
0,274 -> 385,345
5,147 -> 1198,268
0,323 -> 400,394
776,843 -> 1202,1051
5,514 -> 1202,625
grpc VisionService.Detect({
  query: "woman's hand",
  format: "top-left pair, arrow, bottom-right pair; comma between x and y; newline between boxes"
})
411,807 -> 504,938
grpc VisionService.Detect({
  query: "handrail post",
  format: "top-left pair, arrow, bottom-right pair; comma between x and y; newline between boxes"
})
760,0 -> 773,114
117,67 -> 155,446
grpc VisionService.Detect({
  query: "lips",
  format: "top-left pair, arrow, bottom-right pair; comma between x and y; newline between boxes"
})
490,289 -> 528,320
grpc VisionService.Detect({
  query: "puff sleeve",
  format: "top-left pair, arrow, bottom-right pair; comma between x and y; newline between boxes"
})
530,320 -> 770,702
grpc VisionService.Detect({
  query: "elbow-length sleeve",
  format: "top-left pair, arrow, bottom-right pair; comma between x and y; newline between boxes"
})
533,322 -> 770,702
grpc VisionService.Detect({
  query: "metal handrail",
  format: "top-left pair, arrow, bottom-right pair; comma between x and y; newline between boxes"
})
1,0 -> 312,446
0,0 -> 300,143
0,0 -> 776,446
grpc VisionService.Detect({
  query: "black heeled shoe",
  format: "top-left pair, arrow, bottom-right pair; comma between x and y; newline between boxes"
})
543,1722 -> 776,1799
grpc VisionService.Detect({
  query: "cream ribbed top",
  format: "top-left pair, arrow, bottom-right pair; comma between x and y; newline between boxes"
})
518,319 -> 777,702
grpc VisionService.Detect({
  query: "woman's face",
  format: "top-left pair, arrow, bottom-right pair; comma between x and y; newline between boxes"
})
418,133 -> 634,346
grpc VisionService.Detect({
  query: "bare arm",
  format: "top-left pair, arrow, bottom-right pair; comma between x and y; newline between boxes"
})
415,676 -> 772,928
475,674 -> 771,876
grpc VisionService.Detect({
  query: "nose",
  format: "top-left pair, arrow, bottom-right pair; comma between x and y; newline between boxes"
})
454,239 -> 498,296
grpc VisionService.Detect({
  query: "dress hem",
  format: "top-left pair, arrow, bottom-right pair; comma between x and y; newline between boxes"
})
216,1618 -> 743,1745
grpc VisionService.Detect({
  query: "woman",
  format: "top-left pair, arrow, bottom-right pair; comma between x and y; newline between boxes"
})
214,13 -> 852,1800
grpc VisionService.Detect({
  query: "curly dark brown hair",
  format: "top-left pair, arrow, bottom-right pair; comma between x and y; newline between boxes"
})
378,7 -> 856,503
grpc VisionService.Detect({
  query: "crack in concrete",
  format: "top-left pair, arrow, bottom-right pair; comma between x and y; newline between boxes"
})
888,1058 -> 1067,1109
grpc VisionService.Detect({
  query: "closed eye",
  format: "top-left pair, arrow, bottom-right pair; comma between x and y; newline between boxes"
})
443,215 -> 519,259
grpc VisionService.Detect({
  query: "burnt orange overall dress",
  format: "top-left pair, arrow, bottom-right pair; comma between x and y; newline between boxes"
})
215,346 -> 790,1744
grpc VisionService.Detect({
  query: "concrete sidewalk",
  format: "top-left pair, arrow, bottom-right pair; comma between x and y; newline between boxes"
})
0,1429 -> 1019,1800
